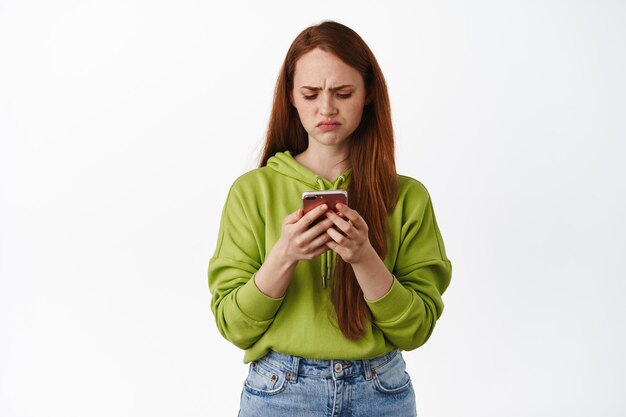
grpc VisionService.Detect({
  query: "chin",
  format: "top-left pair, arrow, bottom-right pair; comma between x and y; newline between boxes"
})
312,133 -> 350,146
318,139 -> 348,148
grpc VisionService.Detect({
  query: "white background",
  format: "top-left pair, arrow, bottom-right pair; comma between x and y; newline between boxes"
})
1,1 -> 625,416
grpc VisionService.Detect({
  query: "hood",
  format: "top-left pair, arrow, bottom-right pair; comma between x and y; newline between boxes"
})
266,150 -> 352,191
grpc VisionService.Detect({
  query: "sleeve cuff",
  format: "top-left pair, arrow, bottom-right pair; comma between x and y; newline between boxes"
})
365,277 -> 414,323
235,274 -> 285,322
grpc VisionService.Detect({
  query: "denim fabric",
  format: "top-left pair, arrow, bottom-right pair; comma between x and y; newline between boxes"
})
238,350 -> 417,417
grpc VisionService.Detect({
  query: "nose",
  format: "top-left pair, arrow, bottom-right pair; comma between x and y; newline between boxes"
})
319,92 -> 338,116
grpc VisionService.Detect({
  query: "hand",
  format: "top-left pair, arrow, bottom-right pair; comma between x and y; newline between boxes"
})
254,204 -> 335,298
276,204 -> 335,264
324,203 -> 375,264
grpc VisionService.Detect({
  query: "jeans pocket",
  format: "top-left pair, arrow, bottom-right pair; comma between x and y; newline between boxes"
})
371,355 -> 413,395
243,362 -> 287,396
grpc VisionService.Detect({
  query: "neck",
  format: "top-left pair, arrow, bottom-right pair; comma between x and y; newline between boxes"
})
295,142 -> 350,181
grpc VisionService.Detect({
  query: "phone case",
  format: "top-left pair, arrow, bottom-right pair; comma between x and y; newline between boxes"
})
302,190 -> 348,214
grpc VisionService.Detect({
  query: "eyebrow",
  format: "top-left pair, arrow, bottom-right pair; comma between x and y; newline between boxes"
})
299,84 -> 355,91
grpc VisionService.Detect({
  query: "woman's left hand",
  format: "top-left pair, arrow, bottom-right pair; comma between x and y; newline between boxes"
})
324,203 -> 375,264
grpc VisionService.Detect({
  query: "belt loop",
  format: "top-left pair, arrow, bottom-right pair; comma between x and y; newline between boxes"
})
363,358 -> 373,381
289,355 -> 300,384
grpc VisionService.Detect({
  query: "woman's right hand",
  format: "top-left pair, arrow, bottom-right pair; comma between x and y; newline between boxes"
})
276,204 -> 335,264
253,204 -> 333,298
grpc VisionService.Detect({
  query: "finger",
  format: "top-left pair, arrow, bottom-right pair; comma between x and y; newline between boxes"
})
335,203 -> 366,229
298,204 -> 328,229
326,226 -> 349,245
290,217 -> 332,254
325,210 -> 354,236
296,218 -> 333,252
308,230 -> 332,249
335,203 -> 357,220
325,240 -> 342,255
302,217 -> 334,240
308,245 -> 330,259
284,208 -> 303,225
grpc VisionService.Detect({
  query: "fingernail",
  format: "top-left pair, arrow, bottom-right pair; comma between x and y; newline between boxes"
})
321,204 -> 328,210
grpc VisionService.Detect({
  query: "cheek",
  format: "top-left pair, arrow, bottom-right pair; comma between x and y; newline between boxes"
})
294,106 -> 315,129
294,100 -> 309,112
347,103 -> 366,125
301,106 -> 318,122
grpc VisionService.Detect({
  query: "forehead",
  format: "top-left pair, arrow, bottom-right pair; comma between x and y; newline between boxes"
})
293,48 -> 364,87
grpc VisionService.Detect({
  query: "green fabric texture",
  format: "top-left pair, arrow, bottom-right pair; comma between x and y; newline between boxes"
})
208,151 -> 452,363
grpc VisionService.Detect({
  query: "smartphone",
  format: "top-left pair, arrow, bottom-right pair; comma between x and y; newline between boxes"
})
302,190 -> 348,225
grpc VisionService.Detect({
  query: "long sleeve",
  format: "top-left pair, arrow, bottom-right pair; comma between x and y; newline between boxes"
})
365,179 -> 452,351
208,179 -> 284,350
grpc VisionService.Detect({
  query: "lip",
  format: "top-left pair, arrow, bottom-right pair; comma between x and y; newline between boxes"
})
317,120 -> 341,131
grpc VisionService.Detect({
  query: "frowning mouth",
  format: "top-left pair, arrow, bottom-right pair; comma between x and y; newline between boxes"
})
317,120 -> 341,131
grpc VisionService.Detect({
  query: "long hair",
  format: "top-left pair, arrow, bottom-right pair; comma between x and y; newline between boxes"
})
260,21 -> 398,339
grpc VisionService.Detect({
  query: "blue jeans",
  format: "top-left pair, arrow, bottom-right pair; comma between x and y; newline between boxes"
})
238,350 -> 417,417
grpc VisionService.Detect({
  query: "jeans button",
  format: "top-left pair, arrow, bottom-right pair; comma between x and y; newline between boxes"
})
334,363 -> 343,373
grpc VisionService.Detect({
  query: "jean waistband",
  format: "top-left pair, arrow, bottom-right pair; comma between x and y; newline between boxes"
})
252,350 -> 401,381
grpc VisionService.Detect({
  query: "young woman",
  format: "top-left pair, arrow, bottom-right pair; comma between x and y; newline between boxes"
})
208,21 -> 452,417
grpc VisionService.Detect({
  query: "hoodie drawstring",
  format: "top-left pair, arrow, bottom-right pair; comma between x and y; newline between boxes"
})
317,175 -> 346,289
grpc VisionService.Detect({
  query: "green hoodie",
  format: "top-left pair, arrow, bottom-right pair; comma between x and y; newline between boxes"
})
208,151 -> 452,363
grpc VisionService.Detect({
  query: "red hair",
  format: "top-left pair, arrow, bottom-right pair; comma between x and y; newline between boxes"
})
260,21 -> 398,339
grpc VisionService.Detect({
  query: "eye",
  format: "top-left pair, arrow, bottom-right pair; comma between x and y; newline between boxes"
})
337,93 -> 352,99
303,94 -> 318,101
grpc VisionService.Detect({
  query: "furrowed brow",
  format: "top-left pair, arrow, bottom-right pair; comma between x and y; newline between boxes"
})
300,84 -> 355,91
